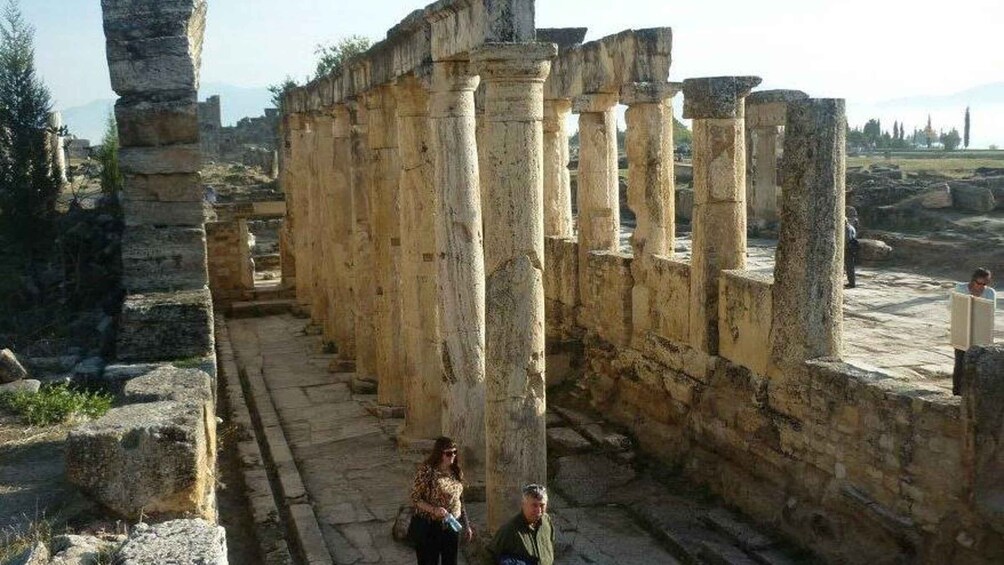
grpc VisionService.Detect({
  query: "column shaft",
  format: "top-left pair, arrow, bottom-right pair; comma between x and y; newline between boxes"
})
291,115 -> 314,312
474,42 -> 556,532
543,99 -> 573,237
751,126 -> 780,227
332,106 -> 356,357
431,61 -> 486,474
397,77 -> 443,440
349,102 -> 377,382
312,114 -> 335,336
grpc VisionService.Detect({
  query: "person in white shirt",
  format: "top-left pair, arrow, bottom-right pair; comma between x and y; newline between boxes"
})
951,267 -> 997,394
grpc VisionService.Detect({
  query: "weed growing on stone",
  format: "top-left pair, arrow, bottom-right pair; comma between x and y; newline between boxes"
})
0,384 -> 112,426
0,515 -> 53,563
172,356 -> 206,369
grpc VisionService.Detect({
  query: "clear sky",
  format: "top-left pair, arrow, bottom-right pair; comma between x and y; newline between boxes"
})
20,0 -> 1004,143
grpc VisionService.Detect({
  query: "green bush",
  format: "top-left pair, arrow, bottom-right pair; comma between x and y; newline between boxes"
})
0,383 -> 112,426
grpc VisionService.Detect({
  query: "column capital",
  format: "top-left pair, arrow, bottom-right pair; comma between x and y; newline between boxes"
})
471,42 -> 557,82
682,76 -> 762,120
432,61 -> 480,93
572,92 -> 619,114
619,81 -> 682,106
746,89 -> 808,128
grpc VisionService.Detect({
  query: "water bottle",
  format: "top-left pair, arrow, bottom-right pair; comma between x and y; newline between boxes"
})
444,512 -> 462,533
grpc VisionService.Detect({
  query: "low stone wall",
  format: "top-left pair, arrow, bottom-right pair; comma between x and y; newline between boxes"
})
206,219 -> 254,303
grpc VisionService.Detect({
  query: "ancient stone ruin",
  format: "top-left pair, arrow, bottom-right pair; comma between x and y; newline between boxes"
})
34,0 -> 1004,563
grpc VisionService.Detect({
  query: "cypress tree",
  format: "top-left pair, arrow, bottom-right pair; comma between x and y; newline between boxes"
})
964,106 -> 971,149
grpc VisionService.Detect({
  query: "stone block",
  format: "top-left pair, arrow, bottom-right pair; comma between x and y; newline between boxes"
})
50,534 -> 121,564
121,225 -> 207,293
0,348 -> 28,383
919,184 -> 953,209
116,519 -> 226,565
858,239 -> 893,262
120,144 -> 201,175
581,251 -> 633,347
66,401 -> 216,520
117,290 -> 214,363
122,198 -> 208,227
106,35 -> 203,95
649,257 -> 690,343
101,0 -> 207,42
676,187 -> 694,222
115,95 -> 198,147
0,379 -> 41,394
125,173 -> 203,202
9,542 -> 49,565
950,182 -> 996,213
718,270 -> 772,376
123,365 -> 212,405
546,427 -> 592,454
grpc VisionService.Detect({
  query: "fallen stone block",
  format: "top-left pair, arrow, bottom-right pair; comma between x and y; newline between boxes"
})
0,348 -> 28,383
857,238 -> 893,262
115,519 -> 226,565
123,365 -> 213,405
951,182 -> 996,213
546,427 -> 592,454
919,183 -> 953,209
50,534 -> 121,565
66,400 -> 216,521
0,379 -> 41,394
117,290 -> 214,363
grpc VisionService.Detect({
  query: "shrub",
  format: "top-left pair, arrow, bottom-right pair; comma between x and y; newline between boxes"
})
0,383 -> 112,426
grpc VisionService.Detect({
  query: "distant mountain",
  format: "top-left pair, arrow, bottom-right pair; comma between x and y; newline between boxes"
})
59,82 -> 274,145
876,82 -> 1004,109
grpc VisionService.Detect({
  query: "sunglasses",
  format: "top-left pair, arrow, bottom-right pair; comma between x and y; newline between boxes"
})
974,280 -> 989,286
442,449 -> 458,456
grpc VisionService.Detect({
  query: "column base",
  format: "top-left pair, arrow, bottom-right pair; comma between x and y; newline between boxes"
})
362,399 -> 405,419
349,375 -> 377,394
327,358 -> 356,373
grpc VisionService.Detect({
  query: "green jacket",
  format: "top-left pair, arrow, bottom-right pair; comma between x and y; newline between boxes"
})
490,512 -> 555,565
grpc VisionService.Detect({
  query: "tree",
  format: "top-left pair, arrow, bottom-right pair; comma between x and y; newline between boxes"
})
925,115 -> 934,149
673,116 -> 692,145
0,0 -> 60,257
267,75 -> 299,111
862,118 -> 882,147
97,112 -> 122,196
940,128 -> 961,151
892,121 -> 899,141
314,35 -> 372,79
964,106 -> 971,149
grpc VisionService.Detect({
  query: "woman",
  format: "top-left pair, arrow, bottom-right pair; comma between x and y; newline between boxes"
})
410,436 -> 474,565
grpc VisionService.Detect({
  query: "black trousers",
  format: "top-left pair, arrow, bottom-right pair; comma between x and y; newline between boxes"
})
416,522 -> 459,565
953,348 -> 966,396
845,245 -> 857,287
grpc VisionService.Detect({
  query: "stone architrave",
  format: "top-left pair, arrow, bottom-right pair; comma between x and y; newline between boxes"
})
573,91 -> 620,302
349,101 -> 378,384
396,74 -> 443,440
430,61 -> 486,475
473,41 -> 556,532
331,105 -> 356,358
366,86 -> 405,407
768,98 -> 846,374
622,82 -> 680,339
745,90 -> 809,229
543,98 -> 573,237
683,76 -> 761,355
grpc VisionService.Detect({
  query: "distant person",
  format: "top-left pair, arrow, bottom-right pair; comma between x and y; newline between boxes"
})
491,484 -> 555,565
844,218 -> 859,288
409,437 -> 473,565
950,268 -> 997,395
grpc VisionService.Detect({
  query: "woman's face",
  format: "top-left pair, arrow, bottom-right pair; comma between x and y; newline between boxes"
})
441,446 -> 457,464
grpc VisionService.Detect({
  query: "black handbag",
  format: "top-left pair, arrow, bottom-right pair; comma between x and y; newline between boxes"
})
406,511 -> 432,548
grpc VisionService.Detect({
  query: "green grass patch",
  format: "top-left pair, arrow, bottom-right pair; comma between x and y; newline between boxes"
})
172,356 -> 206,369
0,383 -> 113,427
0,516 -> 53,564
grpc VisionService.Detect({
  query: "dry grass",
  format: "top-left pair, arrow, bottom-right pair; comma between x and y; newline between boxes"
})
848,153 -> 1004,177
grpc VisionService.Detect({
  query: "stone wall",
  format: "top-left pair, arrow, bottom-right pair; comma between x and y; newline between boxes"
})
206,219 -> 254,303
198,94 -> 221,159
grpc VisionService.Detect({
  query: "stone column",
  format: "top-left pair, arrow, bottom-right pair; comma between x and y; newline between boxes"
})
573,91 -> 620,301
473,42 -> 556,532
349,101 -> 377,385
311,113 -> 334,334
331,105 -> 356,359
745,90 -> 808,230
430,61 -> 486,475
292,114 -> 315,313
622,82 -> 680,340
279,114 -> 297,289
47,112 -> 68,187
542,98 -> 573,237
396,74 -> 443,440
366,86 -> 405,407
769,98 -> 845,374
683,76 -> 761,354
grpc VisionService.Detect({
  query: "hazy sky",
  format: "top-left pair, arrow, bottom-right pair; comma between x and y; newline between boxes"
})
21,0 -> 1004,140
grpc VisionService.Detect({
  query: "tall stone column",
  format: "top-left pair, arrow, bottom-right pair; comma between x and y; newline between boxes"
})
573,91 -> 620,301
683,76 -> 761,354
430,61 -> 486,476
366,86 -> 405,407
769,99 -> 845,374
47,112 -> 68,187
292,115 -> 316,313
349,101 -> 377,384
396,74 -> 443,440
473,42 -> 556,532
622,82 -> 680,339
542,98 -> 573,237
279,114 -> 297,289
331,105 -> 356,359
311,113 -> 334,334
745,90 -> 808,229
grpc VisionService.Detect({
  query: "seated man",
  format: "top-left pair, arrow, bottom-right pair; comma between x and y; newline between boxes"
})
490,484 -> 554,565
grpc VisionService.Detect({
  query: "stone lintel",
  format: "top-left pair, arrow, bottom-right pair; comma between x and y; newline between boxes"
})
682,76 -> 762,120
572,92 -> 619,114
536,27 -> 588,51
619,81 -> 683,106
746,89 -> 809,128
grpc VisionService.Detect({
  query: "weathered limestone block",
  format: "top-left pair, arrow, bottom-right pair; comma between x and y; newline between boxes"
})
769,99 -> 845,375
124,173 -> 202,202
206,220 -> 254,302
116,519 -> 227,565
0,379 -> 41,394
0,348 -> 28,383
122,198 -> 207,227
117,289 -> 214,362
66,400 -> 216,521
543,98 -> 573,237
115,95 -> 199,147
349,102 -> 377,381
648,257 -> 690,343
950,182 -> 996,213
963,345 -> 1004,532
50,534 -> 121,564
581,251 -> 634,347
122,365 -> 212,405
431,61 -> 486,474
119,144 -> 201,175
474,41 -> 555,530
121,225 -> 207,293
330,105 -> 356,358
543,236 -> 579,307
718,270 -> 773,375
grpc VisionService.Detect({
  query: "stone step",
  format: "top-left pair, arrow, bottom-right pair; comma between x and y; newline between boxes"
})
702,508 -> 779,552
228,299 -> 295,318
699,540 -> 760,565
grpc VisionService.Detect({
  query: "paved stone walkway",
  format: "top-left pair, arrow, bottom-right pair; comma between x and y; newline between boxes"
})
226,315 -> 702,564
